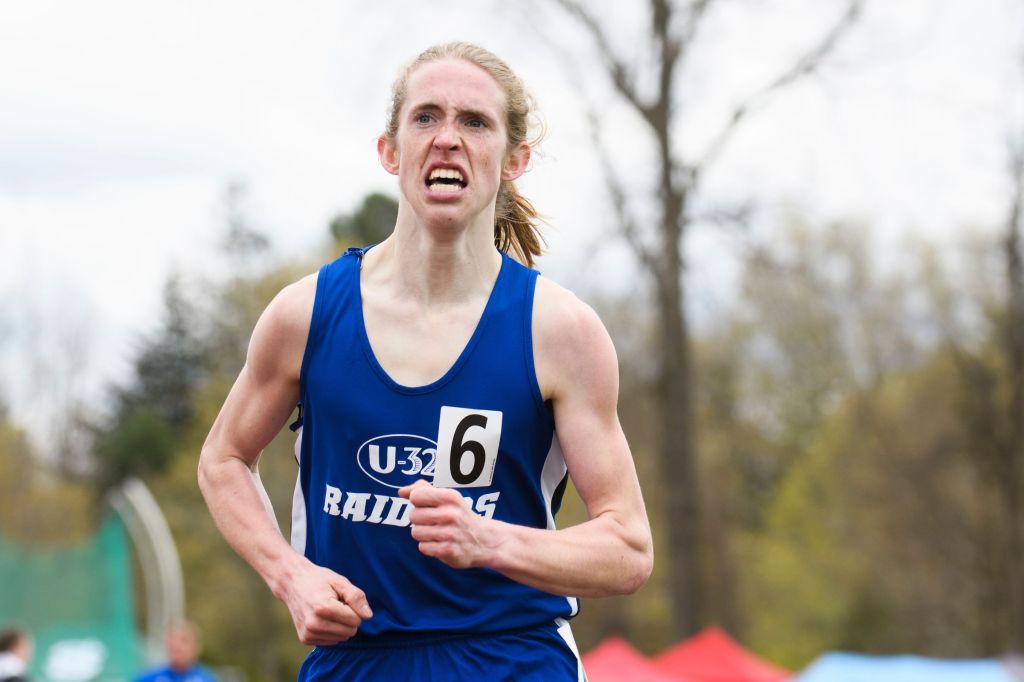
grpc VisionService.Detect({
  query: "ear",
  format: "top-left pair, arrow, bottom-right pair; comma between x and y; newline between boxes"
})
501,142 -> 530,182
378,135 -> 399,176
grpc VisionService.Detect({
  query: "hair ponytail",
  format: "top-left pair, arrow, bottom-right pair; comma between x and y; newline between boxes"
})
495,182 -> 544,268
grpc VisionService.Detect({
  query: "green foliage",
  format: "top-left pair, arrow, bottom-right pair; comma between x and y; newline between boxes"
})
89,275 -> 209,491
91,407 -> 176,490
0,416 -> 95,544
127,276 -> 209,429
681,222 -> 1017,665
329,193 -> 398,246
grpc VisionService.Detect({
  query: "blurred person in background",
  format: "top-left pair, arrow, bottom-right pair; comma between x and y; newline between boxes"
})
0,627 -> 31,682
199,41 -> 652,681
134,623 -> 216,682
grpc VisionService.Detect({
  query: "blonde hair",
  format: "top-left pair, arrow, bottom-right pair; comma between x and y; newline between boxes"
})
385,42 -> 545,267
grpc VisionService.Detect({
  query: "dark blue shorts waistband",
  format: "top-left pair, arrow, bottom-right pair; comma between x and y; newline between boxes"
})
325,622 -> 553,651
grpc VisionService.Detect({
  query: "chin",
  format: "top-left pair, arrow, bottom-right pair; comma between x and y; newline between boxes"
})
416,200 -> 476,228
423,212 -> 470,231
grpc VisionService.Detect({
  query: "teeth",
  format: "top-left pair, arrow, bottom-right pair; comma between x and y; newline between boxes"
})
428,182 -> 461,193
428,168 -> 464,182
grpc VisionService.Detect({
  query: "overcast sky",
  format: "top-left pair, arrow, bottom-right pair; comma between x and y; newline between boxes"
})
1,0 -> 1022,445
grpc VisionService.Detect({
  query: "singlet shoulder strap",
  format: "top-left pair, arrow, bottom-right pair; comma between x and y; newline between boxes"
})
299,246 -> 368,392
344,245 -> 369,259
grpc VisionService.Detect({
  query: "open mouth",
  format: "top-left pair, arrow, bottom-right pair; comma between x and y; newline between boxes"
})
426,168 -> 467,194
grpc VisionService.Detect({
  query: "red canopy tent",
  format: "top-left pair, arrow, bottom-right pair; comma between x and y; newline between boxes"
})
583,636 -> 694,682
653,628 -> 791,682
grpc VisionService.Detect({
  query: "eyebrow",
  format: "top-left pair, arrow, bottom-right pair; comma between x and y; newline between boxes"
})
410,102 -> 499,126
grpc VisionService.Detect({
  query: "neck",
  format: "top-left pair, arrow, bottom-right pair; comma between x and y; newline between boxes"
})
364,207 -> 501,305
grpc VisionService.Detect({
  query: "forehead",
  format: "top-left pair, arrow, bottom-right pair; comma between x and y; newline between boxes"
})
403,58 -> 507,118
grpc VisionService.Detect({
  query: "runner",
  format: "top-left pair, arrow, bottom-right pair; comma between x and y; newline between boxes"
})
199,42 -> 653,681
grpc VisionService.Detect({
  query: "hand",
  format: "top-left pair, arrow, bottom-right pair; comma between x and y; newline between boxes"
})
279,558 -> 373,646
399,480 -> 497,569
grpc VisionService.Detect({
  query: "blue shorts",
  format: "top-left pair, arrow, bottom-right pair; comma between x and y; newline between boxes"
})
297,619 -> 584,682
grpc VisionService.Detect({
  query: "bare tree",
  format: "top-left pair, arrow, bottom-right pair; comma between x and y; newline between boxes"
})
543,0 -> 863,638
2,275 -> 97,478
1002,95 -> 1024,652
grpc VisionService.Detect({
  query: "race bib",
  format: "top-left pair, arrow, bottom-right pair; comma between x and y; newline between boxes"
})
432,406 -> 503,488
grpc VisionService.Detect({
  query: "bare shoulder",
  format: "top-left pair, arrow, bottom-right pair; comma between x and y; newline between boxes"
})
247,272 -> 319,382
533,275 -> 619,403
263,272 -> 318,328
533,276 -> 607,346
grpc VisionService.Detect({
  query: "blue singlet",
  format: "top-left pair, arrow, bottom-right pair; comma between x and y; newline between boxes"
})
290,248 -> 580,641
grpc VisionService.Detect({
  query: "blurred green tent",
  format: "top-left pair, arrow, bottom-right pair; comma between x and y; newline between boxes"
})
0,479 -> 183,682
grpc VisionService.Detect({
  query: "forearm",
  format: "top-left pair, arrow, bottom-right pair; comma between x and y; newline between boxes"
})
198,452 -> 306,600
482,512 -> 653,598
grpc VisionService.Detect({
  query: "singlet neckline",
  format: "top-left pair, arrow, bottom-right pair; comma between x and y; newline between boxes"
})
353,248 -> 510,395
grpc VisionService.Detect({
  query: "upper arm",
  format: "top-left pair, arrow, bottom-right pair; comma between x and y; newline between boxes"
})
201,273 -> 317,469
533,278 -> 648,530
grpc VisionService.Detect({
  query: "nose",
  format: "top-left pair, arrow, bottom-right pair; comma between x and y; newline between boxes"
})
432,119 -> 461,151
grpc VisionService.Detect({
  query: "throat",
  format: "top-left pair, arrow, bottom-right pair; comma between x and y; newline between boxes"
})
359,252 -> 503,388
373,238 -> 503,306
362,297 -> 489,388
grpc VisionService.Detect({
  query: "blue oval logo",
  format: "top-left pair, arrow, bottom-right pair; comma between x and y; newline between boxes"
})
356,433 -> 439,489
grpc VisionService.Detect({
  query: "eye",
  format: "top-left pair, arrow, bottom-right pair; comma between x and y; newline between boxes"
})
416,113 -> 433,124
466,118 -> 485,129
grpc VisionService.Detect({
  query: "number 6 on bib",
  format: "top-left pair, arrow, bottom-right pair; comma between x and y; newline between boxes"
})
433,406 -> 503,488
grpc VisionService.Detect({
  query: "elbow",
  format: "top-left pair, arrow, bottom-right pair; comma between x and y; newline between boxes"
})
197,450 -> 212,497
622,539 -> 654,595
197,446 -> 219,500
605,522 -> 653,596
600,514 -> 654,596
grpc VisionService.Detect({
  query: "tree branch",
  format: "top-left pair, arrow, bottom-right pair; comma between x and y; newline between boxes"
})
585,109 -> 658,269
653,0 -> 681,121
552,0 -> 655,122
675,0 -> 715,68
696,0 -> 864,172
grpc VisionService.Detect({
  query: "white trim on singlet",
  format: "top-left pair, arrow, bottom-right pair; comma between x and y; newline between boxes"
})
540,433 -> 580,617
290,472 -> 306,554
555,617 -> 587,682
290,427 -> 307,554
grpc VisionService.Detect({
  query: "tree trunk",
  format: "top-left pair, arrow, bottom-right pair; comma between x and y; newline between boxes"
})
654,125 -> 703,636
1004,154 -> 1024,651
545,0 -> 864,641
